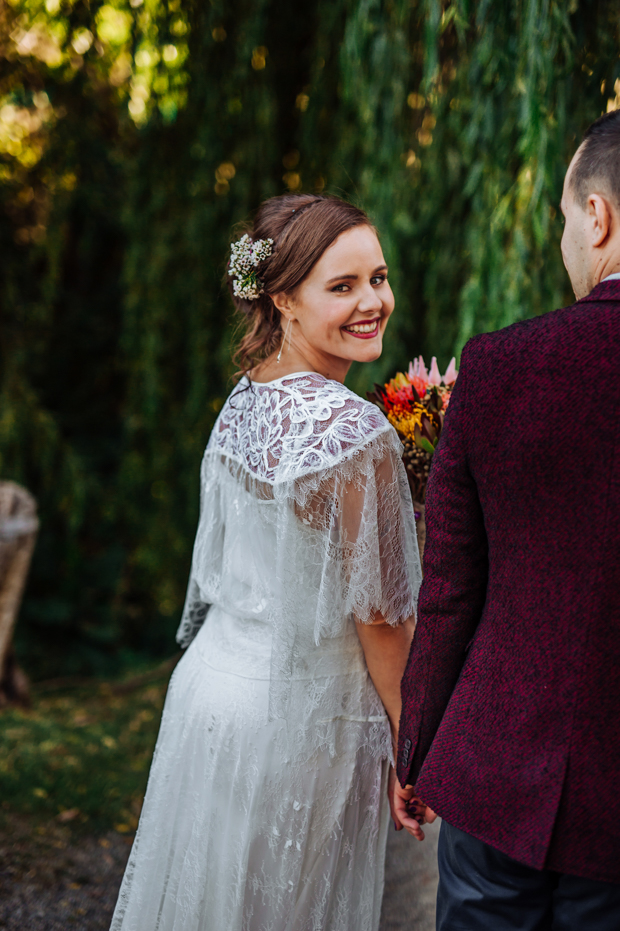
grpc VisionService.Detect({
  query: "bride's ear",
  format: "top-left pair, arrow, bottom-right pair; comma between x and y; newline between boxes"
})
270,291 -> 295,317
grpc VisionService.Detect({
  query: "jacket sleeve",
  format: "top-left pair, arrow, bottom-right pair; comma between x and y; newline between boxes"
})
397,339 -> 489,788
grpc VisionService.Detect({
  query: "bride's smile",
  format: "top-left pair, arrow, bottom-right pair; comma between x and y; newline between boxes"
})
341,316 -> 382,337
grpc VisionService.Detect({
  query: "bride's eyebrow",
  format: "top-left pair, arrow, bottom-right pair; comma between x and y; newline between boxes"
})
325,264 -> 388,284
326,273 -> 357,283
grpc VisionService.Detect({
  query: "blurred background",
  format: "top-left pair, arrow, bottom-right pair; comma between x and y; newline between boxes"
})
2,0 -> 620,684
1,3 -> 620,923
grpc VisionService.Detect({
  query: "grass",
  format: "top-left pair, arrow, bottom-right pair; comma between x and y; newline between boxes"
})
0,660 -> 175,837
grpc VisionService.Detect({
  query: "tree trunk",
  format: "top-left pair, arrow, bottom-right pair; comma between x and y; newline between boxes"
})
0,482 -> 39,706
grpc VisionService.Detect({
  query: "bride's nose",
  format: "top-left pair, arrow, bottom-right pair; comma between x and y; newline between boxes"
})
356,285 -> 383,314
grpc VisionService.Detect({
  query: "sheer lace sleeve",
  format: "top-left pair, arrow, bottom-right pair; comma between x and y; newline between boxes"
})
292,429 -> 421,642
339,434 -> 420,625
175,447 -> 224,649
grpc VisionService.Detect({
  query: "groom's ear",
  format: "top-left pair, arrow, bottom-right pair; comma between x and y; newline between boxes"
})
587,193 -> 613,248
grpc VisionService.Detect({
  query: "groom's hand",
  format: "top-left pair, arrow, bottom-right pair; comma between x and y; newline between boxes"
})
392,776 -> 437,841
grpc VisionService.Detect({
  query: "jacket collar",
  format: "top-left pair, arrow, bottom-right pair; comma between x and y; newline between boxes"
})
579,277 -> 620,303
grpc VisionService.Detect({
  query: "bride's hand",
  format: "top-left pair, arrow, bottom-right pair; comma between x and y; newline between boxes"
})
392,777 -> 437,841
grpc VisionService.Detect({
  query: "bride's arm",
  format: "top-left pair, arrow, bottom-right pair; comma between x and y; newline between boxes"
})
356,614 -> 434,840
354,613 -> 415,745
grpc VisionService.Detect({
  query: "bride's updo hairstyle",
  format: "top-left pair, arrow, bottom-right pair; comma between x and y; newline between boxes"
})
229,193 -> 371,379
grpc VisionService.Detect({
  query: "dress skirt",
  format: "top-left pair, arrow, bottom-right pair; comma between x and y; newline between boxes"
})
110,606 -> 392,931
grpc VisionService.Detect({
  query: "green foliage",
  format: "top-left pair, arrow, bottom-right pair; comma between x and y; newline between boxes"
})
1,0 -> 619,677
416,0 -> 620,353
0,670 -> 169,833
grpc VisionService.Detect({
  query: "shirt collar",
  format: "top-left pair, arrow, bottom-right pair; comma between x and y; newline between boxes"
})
602,272 -> 620,282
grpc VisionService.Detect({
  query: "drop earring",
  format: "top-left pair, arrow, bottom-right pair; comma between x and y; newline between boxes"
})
277,318 -> 292,363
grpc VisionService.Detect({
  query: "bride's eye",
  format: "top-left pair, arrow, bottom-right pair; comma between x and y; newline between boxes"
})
331,283 -> 351,293
370,275 -> 388,286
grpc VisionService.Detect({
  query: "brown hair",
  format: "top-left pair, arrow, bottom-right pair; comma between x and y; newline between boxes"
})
228,194 -> 371,379
571,109 -> 620,210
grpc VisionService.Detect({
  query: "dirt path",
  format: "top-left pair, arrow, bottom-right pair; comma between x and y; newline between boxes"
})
380,817 -> 440,930
0,814 -> 131,930
0,812 -> 439,930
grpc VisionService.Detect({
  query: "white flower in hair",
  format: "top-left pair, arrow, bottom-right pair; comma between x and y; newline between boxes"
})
229,233 -> 274,300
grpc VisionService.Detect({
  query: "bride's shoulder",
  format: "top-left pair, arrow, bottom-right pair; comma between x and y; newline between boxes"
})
292,372 -> 384,422
252,371 -> 385,427
208,372 -> 394,480
219,371 -> 381,421
276,373 -> 394,471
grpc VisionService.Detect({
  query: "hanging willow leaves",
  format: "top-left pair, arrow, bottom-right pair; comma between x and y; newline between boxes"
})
1,0 -> 618,677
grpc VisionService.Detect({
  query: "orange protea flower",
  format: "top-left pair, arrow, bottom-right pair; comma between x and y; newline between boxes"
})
410,376 -> 428,398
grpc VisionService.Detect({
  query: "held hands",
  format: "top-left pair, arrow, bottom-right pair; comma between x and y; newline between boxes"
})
388,767 -> 437,841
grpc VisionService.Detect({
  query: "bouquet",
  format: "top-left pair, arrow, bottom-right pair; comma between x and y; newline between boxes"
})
368,355 -> 458,555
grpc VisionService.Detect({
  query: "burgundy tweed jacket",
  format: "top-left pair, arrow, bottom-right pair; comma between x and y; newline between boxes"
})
397,279 -> 620,884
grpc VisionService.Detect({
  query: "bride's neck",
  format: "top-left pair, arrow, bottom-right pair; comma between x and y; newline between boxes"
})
251,344 -> 351,385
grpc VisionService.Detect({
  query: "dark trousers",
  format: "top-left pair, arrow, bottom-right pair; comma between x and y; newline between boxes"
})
437,820 -> 620,931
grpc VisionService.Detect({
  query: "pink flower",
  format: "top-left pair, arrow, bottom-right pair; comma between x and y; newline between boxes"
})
407,356 -> 430,397
428,356 -> 442,387
406,354 -> 459,396
443,357 -> 458,385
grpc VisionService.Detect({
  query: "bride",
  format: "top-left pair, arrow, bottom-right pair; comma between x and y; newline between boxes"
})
110,193 -> 422,931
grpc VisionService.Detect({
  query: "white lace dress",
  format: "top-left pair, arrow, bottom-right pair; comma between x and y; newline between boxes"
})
110,372 -> 422,931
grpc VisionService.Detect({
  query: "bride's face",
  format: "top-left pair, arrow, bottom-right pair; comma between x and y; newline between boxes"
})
279,225 -> 394,367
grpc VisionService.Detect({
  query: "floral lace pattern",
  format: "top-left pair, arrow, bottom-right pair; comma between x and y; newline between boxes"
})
111,373 -> 422,931
212,373 -> 391,483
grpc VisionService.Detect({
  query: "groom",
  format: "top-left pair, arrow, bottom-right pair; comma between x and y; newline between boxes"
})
395,109 -> 620,929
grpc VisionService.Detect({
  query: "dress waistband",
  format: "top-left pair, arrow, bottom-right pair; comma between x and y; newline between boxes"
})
193,604 -> 367,682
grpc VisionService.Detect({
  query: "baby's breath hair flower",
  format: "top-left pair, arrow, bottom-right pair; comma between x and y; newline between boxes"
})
229,233 -> 274,300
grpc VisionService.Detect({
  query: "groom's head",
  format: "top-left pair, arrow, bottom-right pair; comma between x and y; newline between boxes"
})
561,109 -> 620,299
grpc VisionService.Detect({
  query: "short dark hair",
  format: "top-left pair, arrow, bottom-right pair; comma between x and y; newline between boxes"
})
571,109 -> 620,209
